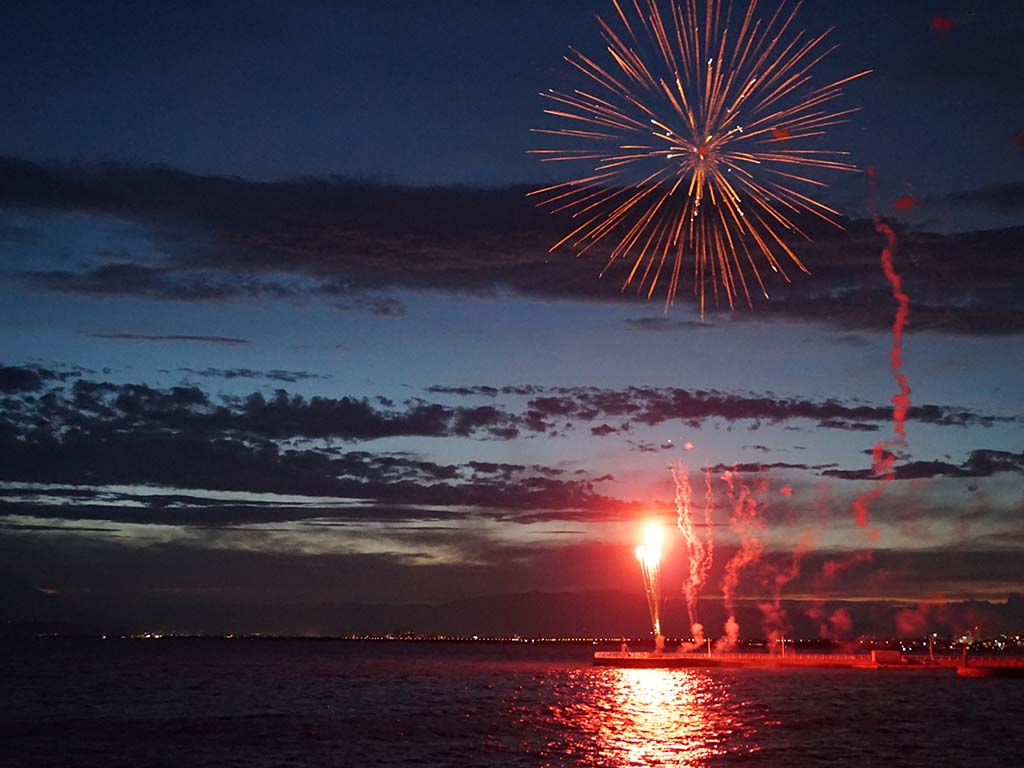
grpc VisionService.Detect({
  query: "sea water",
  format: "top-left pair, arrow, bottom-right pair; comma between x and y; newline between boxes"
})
2,639 -> 1022,767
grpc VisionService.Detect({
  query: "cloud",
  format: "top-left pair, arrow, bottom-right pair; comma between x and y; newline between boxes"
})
427,385 -> 539,397
334,295 -> 407,317
624,317 -> 712,332
0,366 -> 1017,533
720,224 -> 1024,335
0,441 -> 635,526
509,384 -> 1008,432
706,461 -> 838,474
19,361 -> 1012,450
81,383 -> 523,441
919,183 -> 1024,215
90,332 -> 250,345
2,366 -> 1010,471
0,364 -> 82,393
0,369 -> 542,468
815,419 -> 879,432
823,449 -> 1024,481
3,158 -> 1023,335
830,334 -> 872,347
0,372 -> 627,519
0,365 -> 50,393
179,367 -> 328,382
28,263 -> 297,302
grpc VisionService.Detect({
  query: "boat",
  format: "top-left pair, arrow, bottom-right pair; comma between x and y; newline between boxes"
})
957,664 -> 1024,678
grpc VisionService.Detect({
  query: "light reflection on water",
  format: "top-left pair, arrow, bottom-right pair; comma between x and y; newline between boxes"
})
512,667 -> 760,767
8,640 -> 773,766
5,642 -> 1024,766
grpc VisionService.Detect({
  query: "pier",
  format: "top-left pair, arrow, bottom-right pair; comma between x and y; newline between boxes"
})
594,649 -> 1024,675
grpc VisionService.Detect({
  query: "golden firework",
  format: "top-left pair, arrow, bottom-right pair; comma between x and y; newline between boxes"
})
529,0 -> 870,313
635,521 -> 665,638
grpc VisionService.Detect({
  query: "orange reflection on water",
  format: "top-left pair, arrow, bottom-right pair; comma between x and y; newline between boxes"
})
540,668 -> 755,767
595,669 -> 727,766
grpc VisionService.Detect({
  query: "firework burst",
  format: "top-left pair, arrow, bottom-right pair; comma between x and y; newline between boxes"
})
530,0 -> 871,313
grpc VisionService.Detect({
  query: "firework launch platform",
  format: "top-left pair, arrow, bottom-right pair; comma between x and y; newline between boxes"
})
593,650 -> 865,669
594,650 -> 1024,675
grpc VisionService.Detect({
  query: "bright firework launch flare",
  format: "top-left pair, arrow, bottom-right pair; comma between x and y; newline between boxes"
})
530,0 -> 871,314
635,521 -> 666,650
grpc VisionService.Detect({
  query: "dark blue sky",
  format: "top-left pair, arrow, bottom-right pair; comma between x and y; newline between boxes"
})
2,0 -> 1021,197
1,0 -> 1022,637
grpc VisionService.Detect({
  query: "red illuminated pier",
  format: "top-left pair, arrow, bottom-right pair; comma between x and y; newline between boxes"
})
594,649 -> 1024,675
595,650 -> 869,669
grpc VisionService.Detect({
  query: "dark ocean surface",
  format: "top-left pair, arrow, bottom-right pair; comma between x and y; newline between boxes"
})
2,639 -> 1023,767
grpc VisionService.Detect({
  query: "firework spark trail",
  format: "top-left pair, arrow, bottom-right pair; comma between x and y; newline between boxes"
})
718,470 -> 764,649
635,522 -> 665,640
531,0 -> 871,313
850,213 -> 911,536
700,466 -> 716,639
671,464 -> 699,633
671,463 -> 715,643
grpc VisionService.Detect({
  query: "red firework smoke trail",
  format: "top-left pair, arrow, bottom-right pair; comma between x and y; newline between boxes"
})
719,470 -> 764,649
672,463 -> 714,644
696,467 -> 716,643
758,530 -> 815,648
806,550 -> 873,640
702,468 -> 715,566
851,186 -> 912,534
877,220 -> 912,439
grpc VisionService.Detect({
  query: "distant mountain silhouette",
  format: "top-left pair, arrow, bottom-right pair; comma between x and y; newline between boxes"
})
5,582 -> 1021,640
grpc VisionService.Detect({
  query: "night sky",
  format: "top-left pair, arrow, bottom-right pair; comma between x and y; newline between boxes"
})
1,0 -> 1022,637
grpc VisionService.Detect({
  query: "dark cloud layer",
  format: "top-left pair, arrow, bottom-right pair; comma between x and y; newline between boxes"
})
178,367 -> 329,382
0,364 -> 80,393
706,461 -> 839,474
5,366 -> 1007,458
2,158 -> 1022,333
920,183 -> 1024,215
624,317 -> 713,332
0,432 -> 630,525
34,264 -> 297,302
1,365 -> 1018,532
90,332 -> 249,345
0,368 -> 636,521
0,365 -> 49,393
824,449 -> 1024,481
434,383 -> 1011,432
9,378 -> 524,444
